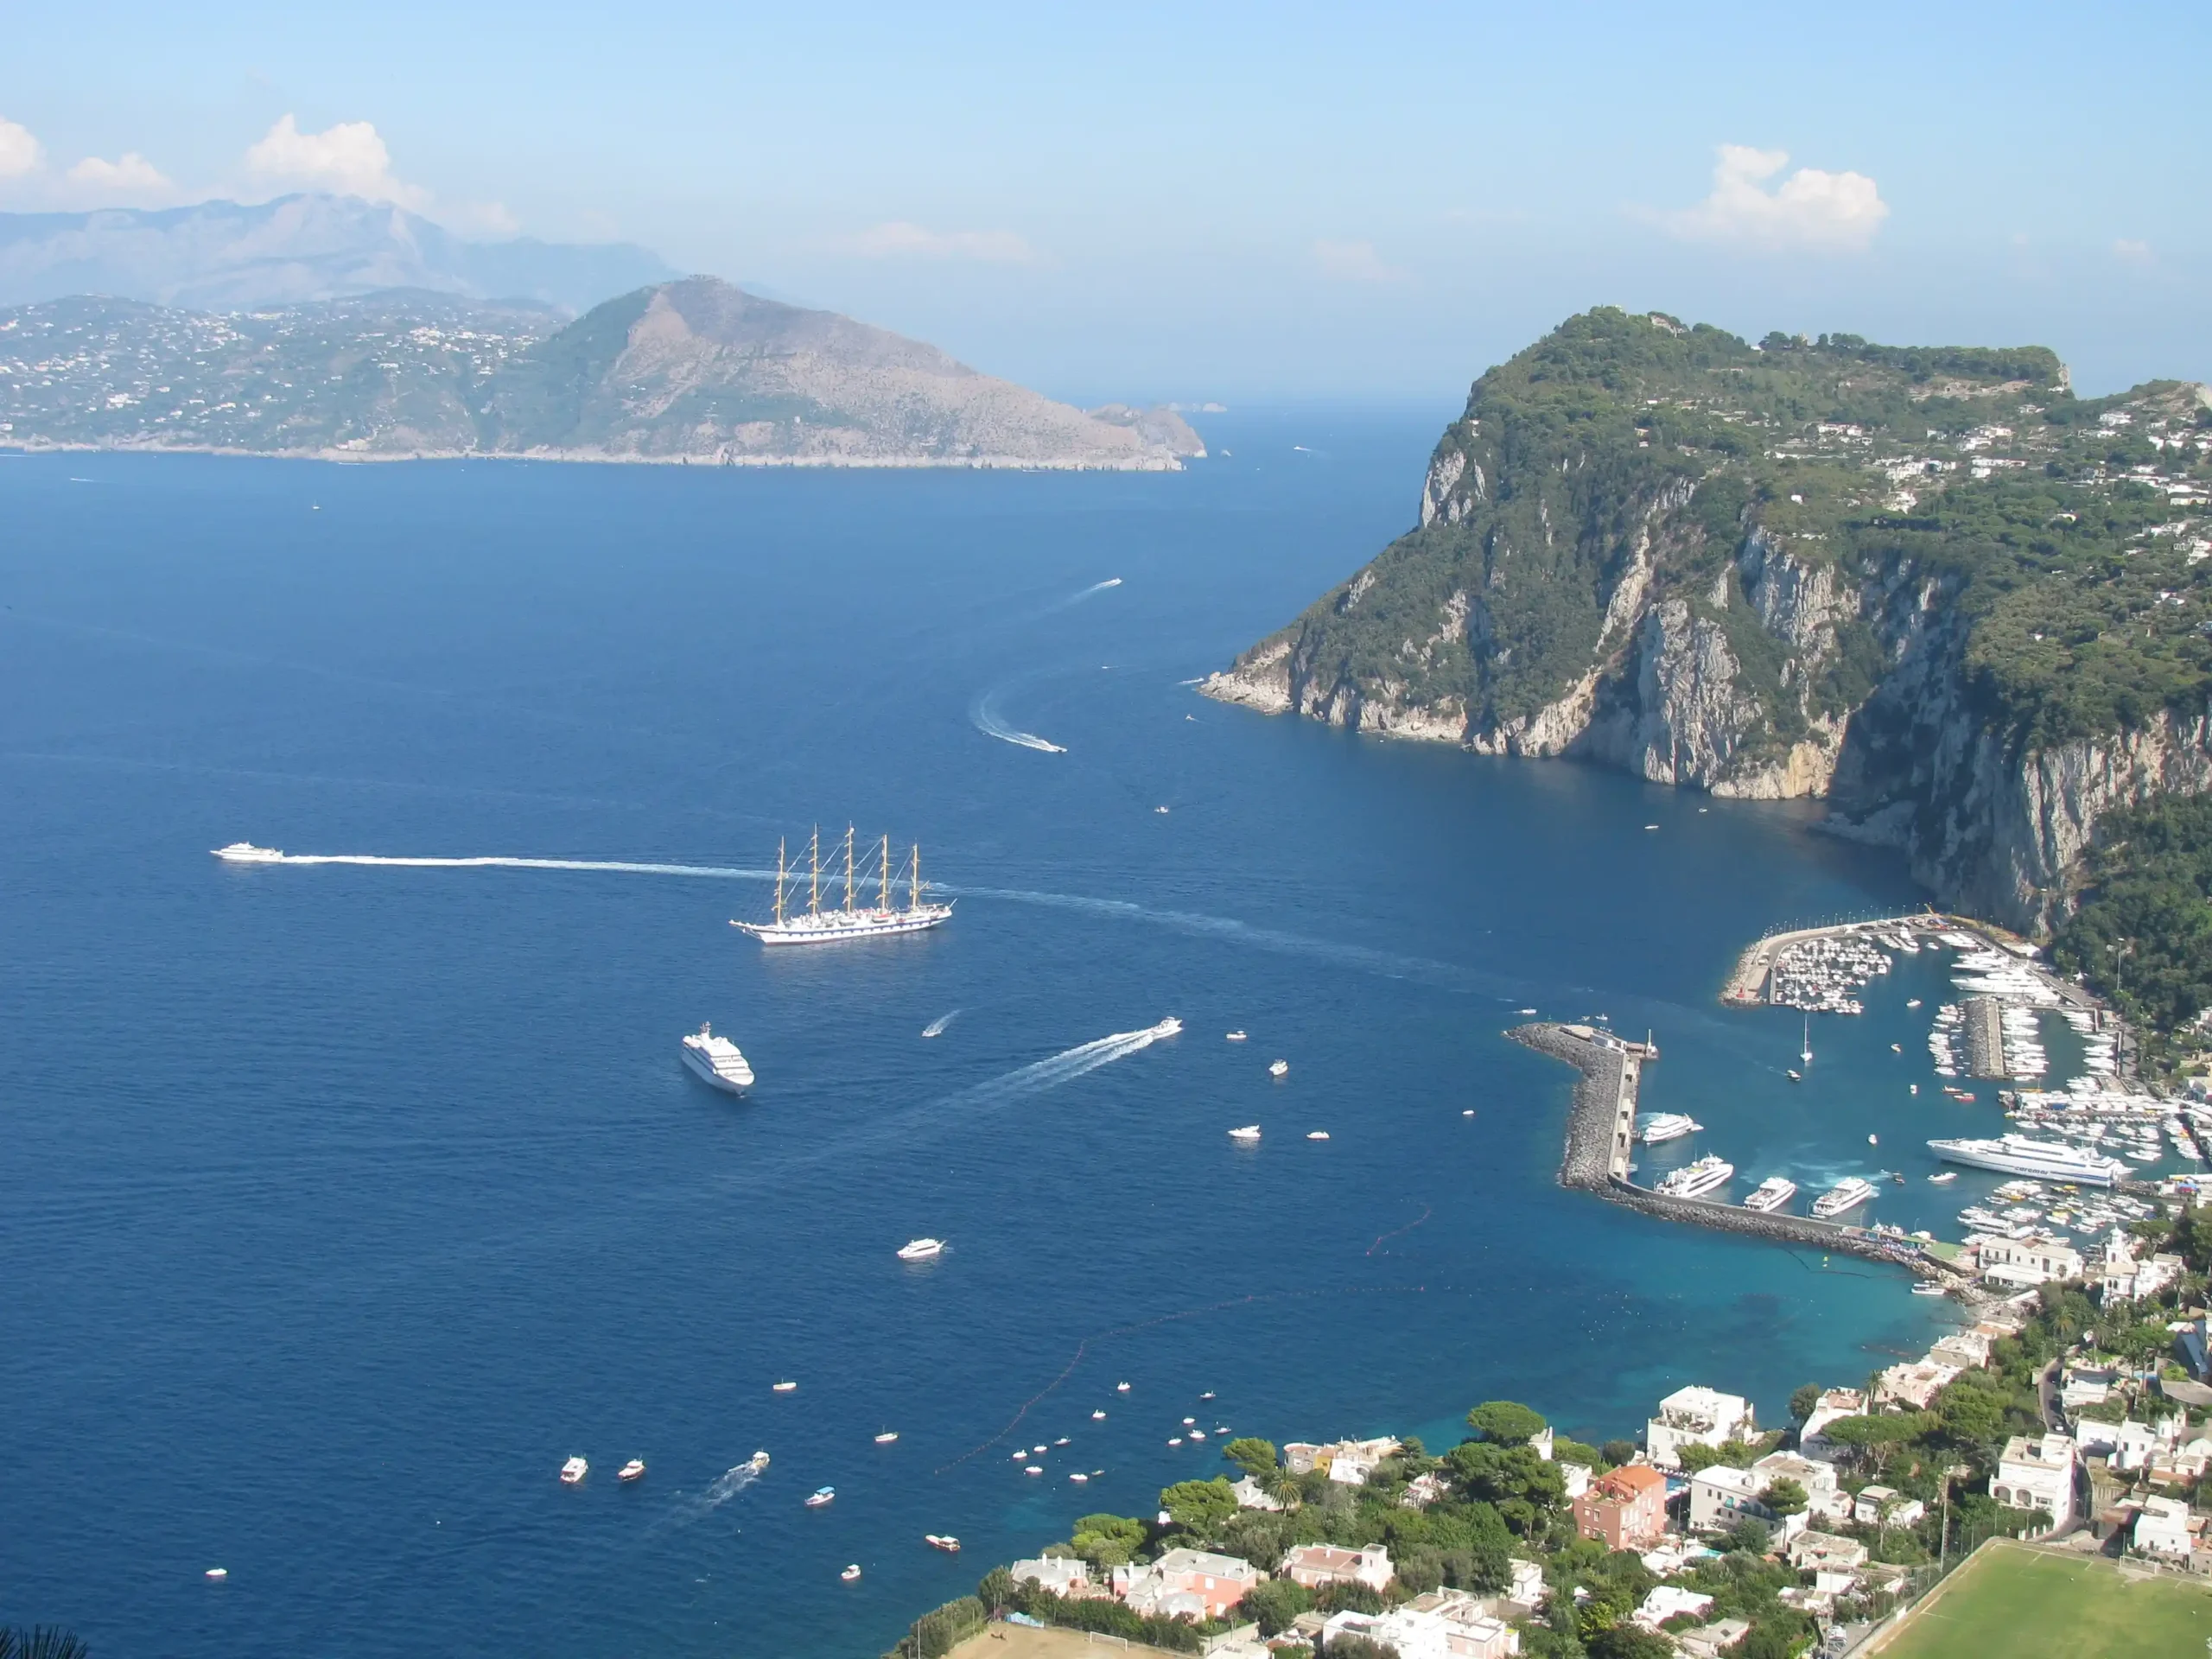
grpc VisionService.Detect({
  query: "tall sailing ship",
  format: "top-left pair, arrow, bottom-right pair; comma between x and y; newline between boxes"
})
733,827 -> 952,946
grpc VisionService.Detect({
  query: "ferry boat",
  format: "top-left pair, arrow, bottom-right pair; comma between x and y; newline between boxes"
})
1743,1176 -> 1798,1213
1812,1177 -> 1878,1218
1926,1135 -> 2127,1186
1637,1112 -> 1703,1146
734,828 -> 950,945
680,1023 -> 754,1094
897,1237 -> 945,1262
559,1456 -> 588,1485
1655,1155 -> 1735,1198
619,1459 -> 646,1482
212,842 -> 283,862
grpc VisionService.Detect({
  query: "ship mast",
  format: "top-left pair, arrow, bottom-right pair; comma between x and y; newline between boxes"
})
910,842 -> 920,912
879,834 -> 891,912
774,837 -> 787,925
809,826 -> 821,917
843,824 -> 855,912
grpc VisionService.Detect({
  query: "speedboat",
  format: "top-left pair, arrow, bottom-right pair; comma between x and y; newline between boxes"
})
1116,1382 -> 1130,1392
1167,1437 -> 1183,1446
1907,998 -> 1922,1008
1269,1059 -> 1289,1077
205,1567 -> 228,1580
772,1380 -> 798,1394
805,1486 -> 836,1508
560,1456 -> 588,1485
1069,1471 -> 1089,1483
1911,1283 -> 1948,1297
1189,1429 -> 1207,1440
1225,1030 -> 1248,1042
618,1459 -> 646,1482
747,1450 -> 772,1471
874,1431 -> 899,1444
1199,1391 -> 1215,1400
842,1565 -> 862,1582
1518,1007 -> 1538,1016
925,1535 -> 961,1553
1024,1465 -> 1043,1476
212,842 -> 283,862
896,1237 -> 945,1262
1786,1070 -> 1802,1083
1182,1417 -> 1195,1426
1306,1130 -> 1330,1141
1053,1437 -> 1070,1446
1092,1409 -> 1107,1420
1229,1124 -> 1262,1141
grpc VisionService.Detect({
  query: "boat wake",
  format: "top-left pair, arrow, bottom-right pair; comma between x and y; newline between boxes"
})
970,684 -> 1066,753
922,1009 -> 962,1039
648,1459 -> 766,1534
264,853 -> 780,880
1045,576 -> 1122,613
952,1019 -> 1180,1109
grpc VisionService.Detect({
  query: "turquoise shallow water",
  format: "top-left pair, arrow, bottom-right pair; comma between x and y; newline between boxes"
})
0,423 -> 1964,1656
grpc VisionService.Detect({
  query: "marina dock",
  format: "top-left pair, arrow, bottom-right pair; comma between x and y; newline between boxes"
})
1508,1021 -> 1963,1281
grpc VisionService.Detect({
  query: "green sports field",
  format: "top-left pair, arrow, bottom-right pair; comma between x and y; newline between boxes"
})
1878,1539 -> 2212,1658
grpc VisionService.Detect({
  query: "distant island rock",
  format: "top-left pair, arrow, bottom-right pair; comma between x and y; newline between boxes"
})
0,276 -> 1204,471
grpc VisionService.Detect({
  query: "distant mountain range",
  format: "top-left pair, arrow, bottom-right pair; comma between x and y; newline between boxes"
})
0,194 -> 677,315
0,276 -> 1203,469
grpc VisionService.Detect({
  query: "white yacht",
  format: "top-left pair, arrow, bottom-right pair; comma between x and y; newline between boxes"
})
618,1459 -> 646,1482
1637,1112 -> 1703,1146
1225,1030 -> 1248,1042
1926,1135 -> 2127,1186
1269,1059 -> 1289,1077
1812,1177 -> 1878,1218
1743,1176 -> 1798,1213
1656,1155 -> 1735,1198
734,828 -> 950,945
559,1456 -> 588,1485
212,842 -> 283,862
1228,1125 -> 1262,1142
897,1237 -> 945,1262
680,1023 -> 754,1094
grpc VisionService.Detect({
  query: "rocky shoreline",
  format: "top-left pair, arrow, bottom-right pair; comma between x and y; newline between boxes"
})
1508,1022 -> 1965,1282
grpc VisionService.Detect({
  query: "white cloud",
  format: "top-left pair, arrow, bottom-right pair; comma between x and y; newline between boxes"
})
1311,238 -> 1405,283
2113,238 -> 2153,263
838,220 -> 1039,264
0,115 -> 45,179
1659,144 -> 1889,251
244,113 -> 429,209
65,152 -> 175,199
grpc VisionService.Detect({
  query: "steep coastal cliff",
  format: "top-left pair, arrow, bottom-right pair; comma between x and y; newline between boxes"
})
1205,309 -> 2212,933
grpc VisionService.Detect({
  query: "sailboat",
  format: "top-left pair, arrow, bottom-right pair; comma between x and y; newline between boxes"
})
733,827 -> 953,945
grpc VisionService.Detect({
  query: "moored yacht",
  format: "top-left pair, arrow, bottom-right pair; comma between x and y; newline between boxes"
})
1926,1135 -> 2127,1186
1655,1155 -> 1735,1198
559,1456 -> 588,1485
1228,1125 -> 1262,1142
897,1237 -> 945,1262
680,1023 -> 755,1094
1743,1176 -> 1798,1213
1812,1177 -> 1878,1218
618,1459 -> 646,1482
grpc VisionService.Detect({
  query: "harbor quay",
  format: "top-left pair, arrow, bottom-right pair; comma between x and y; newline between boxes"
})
1722,912 -> 2101,1021
1507,1022 -> 1962,1281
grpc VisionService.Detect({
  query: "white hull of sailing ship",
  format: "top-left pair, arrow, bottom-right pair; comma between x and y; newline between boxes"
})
733,828 -> 952,946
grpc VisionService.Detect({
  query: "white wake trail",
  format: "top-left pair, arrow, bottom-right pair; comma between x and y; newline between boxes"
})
922,1009 -> 962,1038
951,1017 -> 1179,1108
271,853 -> 777,880
652,1459 -> 767,1533
970,686 -> 1066,753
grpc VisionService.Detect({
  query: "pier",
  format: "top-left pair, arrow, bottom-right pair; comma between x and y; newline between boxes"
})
1508,1022 -> 1965,1281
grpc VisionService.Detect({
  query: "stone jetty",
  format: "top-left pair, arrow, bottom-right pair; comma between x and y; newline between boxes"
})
1508,1021 -> 1964,1281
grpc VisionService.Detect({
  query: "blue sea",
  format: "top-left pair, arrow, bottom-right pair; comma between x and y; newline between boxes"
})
2,421 -> 2002,1656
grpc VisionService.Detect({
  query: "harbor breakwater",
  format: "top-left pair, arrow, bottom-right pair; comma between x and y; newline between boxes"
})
1508,1022 -> 1963,1281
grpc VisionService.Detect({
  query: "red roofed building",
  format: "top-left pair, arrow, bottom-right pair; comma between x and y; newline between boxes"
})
1572,1465 -> 1669,1550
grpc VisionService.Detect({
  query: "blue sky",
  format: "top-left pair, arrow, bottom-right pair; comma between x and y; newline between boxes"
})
3,2 -> 2205,403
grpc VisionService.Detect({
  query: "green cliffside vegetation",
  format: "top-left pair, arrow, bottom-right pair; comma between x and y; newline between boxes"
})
1205,308 -> 2212,938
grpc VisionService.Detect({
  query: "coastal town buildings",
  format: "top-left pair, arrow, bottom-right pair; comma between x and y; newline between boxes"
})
1798,1388 -> 1866,1461
2101,1231 -> 2185,1302
1010,1558 -> 1093,1597
2133,1495 -> 2195,1560
1283,1437 -> 1400,1482
1281,1543 -> 1394,1593
1993,1433 -> 2079,1531
1974,1234 -> 2085,1287
1875,1357 -> 1964,1410
1321,1598 -> 1521,1659
1644,1386 -> 1756,1470
1786,1530 -> 1870,1597
1634,1586 -> 1713,1629
1851,1485 -> 1926,1529
1686,1465 -> 1770,1535
1112,1549 -> 1260,1619
1749,1451 -> 1847,1526
1571,1465 -> 1669,1549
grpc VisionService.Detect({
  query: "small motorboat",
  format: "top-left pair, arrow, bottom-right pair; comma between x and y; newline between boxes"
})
1891,1043 -> 1903,1053
1052,1437 -> 1070,1446
805,1486 -> 836,1508
773,1380 -> 798,1394
925,1535 -> 961,1553
747,1449 -> 771,1471
560,1456 -> 588,1485
1225,1030 -> 1248,1042
1785,1069 -> 1802,1083
1268,1059 -> 1289,1077
1911,1283 -> 1948,1297
1518,1007 -> 1537,1016
1091,1409 -> 1107,1420
1907,998 -> 1923,1008
1868,1134 -> 1878,1145
1181,1416 -> 1196,1426
1116,1382 -> 1130,1392
1189,1428 -> 1208,1440
205,1567 -> 228,1581
1891,1173 -> 1906,1184
1643,823 -> 1658,831
1024,1465 -> 1043,1476
1199,1391 -> 1215,1400
897,1237 -> 945,1262
1306,1130 -> 1330,1141
874,1431 -> 899,1445
1229,1124 -> 1262,1141
842,1564 -> 862,1582
619,1459 -> 646,1482
1154,805 -> 1170,814
1031,1444 -> 1046,1453
1069,1471 -> 1090,1483
1910,1084 -> 1919,1096
1929,1171 -> 1957,1185
1462,1109 -> 1474,1116
1167,1437 -> 1183,1446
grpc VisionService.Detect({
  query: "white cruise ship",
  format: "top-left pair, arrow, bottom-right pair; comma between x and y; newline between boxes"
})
1637,1112 -> 1702,1145
680,1023 -> 754,1094
1655,1155 -> 1735,1198
213,842 -> 283,862
1743,1176 -> 1798,1213
1812,1177 -> 1878,1218
734,828 -> 951,946
1926,1135 -> 2127,1186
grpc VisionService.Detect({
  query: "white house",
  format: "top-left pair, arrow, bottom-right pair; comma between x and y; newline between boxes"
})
1633,1586 -> 1714,1629
1231,1475 -> 1284,1511
1978,1234 -> 2084,1287
1396,1591 -> 1523,1658
1647,1386 -> 1756,1470
1876,1358 -> 1962,1410
2134,1495 -> 2195,1560
1993,1433 -> 2077,1532
1322,1604 -> 1522,1659
1800,1388 -> 1866,1462
1851,1485 -> 1925,1529
1282,1543 -> 1394,1593
1927,1330 -> 1993,1370
1011,1557 -> 1090,1596
2072,1417 -> 2164,1471
1688,1465 -> 1770,1535
1751,1451 -> 1848,1527
2102,1232 -> 2185,1303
